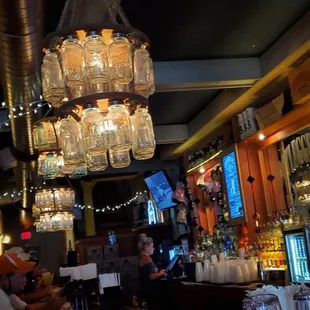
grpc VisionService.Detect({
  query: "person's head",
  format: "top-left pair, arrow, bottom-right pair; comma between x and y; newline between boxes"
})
0,273 -> 27,295
138,233 -> 154,256
0,252 -> 35,294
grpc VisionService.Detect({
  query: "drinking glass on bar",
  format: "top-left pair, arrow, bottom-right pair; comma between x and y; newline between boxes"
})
243,294 -> 282,310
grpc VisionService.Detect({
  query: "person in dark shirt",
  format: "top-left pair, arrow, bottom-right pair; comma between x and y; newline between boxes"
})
138,234 -> 165,309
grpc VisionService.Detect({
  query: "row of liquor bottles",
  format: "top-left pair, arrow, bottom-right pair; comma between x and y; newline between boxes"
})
187,136 -> 224,169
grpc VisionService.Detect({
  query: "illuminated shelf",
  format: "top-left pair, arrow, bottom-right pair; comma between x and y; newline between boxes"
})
187,150 -> 222,173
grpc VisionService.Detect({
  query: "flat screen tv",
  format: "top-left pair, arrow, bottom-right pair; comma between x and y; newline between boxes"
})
144,171 -> 176,210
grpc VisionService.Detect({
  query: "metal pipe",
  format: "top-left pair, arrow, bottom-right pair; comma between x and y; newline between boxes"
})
0,0 -> 44,208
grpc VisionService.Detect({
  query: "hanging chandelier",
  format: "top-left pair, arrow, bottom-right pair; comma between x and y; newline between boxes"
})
34,187 -> 75,233
35,0 -> 156,178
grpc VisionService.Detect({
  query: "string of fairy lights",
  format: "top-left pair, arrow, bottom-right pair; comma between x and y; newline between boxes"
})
76,191 -> 147,213
0,99 -> 50,128
0,187 -> 147,213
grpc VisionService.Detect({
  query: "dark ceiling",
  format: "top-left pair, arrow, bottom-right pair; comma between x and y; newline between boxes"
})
122,0 -> 310,61
1,0 -> 309,135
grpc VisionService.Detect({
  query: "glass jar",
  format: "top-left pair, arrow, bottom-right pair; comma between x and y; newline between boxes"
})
61,36 -> 85,87
84,32 -> 109,84
38,155 -> 46,176
131,107 -> 155,160
109,149 -> 131,168
45,153 -> 58,179
108,33 -> 133,84
43,121 -> 57,147
81,107 -> 108,155
41,50 -> 66,107
134,45 -> 155,97
69,165 -> 88,179
34,125 -> 48,149
59,118 -> 86,169
106,102 -> 133,151
87,152 -> 108,171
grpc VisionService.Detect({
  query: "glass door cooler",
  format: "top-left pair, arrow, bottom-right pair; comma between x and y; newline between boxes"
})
283,224 -> 310,283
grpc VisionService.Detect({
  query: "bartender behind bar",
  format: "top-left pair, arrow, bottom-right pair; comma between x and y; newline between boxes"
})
138,233 -> 166,310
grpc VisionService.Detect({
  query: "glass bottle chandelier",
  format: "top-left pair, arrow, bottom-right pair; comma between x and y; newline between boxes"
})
34,187 -> 75,233
36,2 -> 156,178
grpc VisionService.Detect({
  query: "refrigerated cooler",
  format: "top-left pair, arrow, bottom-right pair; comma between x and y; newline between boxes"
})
283,224 -> 310,283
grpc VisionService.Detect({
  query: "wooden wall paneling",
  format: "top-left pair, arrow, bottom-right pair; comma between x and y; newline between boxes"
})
266,145 -> 287,211
193,173 -> 208,232
259,149 -> 274,215
237,143 -> 267,240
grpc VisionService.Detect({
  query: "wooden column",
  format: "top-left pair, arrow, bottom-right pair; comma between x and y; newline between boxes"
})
81,181 -> 96,236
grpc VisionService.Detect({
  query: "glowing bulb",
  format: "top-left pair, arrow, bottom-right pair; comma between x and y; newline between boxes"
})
199,167 -> 205,174
2,235 -> 11,244
258,133 -> 266,141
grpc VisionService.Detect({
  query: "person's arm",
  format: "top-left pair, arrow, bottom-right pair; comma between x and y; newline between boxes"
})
20,287 -> 51,304
149,269 -> 165,280
25,297 -> 62,310
140,256 -> 165,281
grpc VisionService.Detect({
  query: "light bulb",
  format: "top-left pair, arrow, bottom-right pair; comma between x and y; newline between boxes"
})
258,133 -> 266,141
199,167 -> 206,174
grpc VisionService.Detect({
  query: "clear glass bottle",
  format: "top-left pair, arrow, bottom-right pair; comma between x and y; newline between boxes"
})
131,107 -> 155,160
106,101 -> 133,151
134,45 -> 155,97
108,33 -> 133,84
81,107 -> 108,155
41,50 -> 66,107
45,153 -> 58,179
109,149 -> 131,168
34,124 -> 48,149
87,152 -> 108,171
61,35 -> 85,87
59,118 -> 86,169
84,31 -> 109,84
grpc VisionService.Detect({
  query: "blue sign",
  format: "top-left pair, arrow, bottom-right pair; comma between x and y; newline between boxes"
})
222,151 -> 244,219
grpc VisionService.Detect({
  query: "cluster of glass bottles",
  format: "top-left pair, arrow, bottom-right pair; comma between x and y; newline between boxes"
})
41,31 -> 155,107
33,102 -> 155,178
34,187 -> 75,233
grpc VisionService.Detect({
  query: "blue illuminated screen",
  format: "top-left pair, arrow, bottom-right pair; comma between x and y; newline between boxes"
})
222,151 -> 244,219
144,171 -> 176,210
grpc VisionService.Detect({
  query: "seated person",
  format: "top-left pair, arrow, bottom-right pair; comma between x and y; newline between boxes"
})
0,252 -> 62,310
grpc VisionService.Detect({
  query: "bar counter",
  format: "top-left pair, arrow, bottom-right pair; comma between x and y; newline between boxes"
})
158,279 -> 259,310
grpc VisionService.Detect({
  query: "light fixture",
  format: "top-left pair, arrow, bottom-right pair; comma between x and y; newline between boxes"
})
0,234 -> 11,244
199,167 -> 206,174
258,133 -> 266,141
34,2 -> 156,178
34,187 -> 75,233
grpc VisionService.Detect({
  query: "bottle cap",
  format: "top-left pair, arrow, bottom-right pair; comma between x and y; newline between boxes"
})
108,99 -> 124,107
65,34 -> 78,40
112,32 -> 126,38
86,30 -> 100,37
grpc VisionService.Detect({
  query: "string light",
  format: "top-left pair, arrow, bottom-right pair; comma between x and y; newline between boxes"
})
75,191 -> 147,213
0,100 -> 49,128
0,187 -> 41,200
